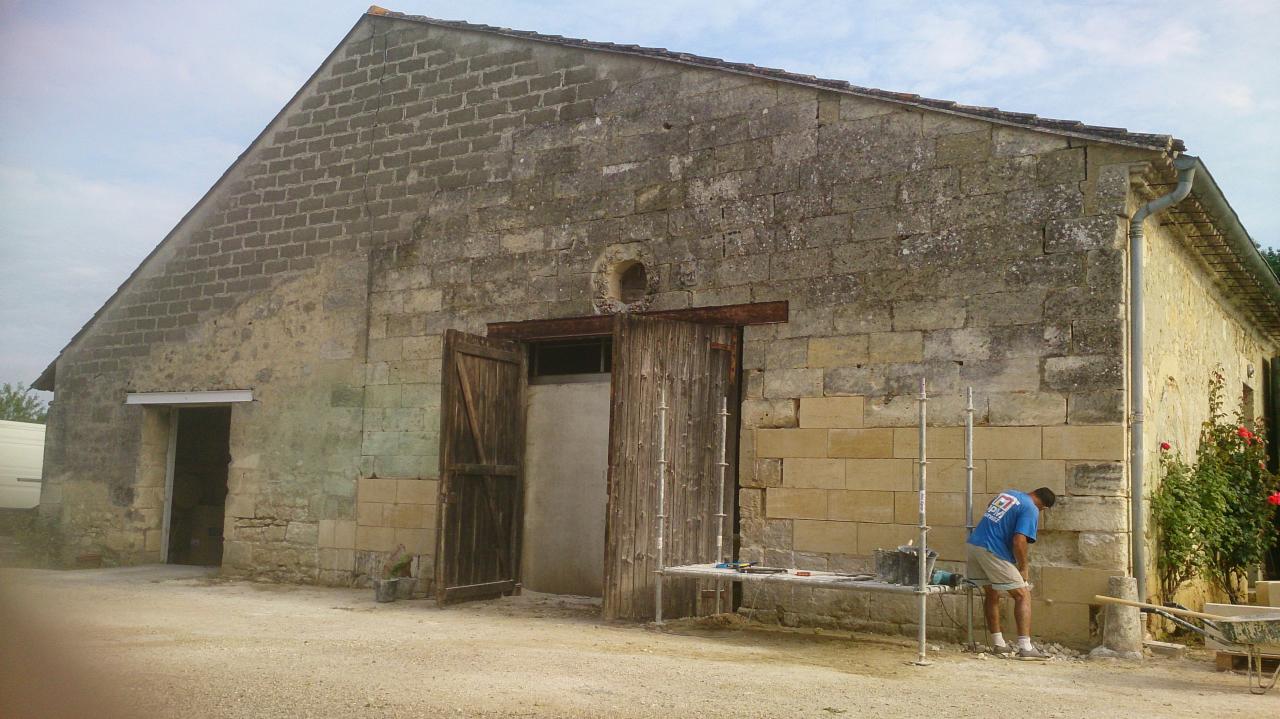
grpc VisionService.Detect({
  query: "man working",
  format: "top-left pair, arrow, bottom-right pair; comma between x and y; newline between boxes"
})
966,486 -> 1056,659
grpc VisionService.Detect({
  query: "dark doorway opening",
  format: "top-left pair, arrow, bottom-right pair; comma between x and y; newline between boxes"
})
168,406 -> 231,566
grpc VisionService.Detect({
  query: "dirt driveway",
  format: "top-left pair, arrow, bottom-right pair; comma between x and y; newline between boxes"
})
0,566 -> 1271,718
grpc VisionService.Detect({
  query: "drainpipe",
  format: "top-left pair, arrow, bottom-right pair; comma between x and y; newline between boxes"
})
1130,154 -> 1197,602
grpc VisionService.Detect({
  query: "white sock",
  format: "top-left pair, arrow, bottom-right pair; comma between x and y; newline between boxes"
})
1017,635 -> 1033,651
990,632 -> 1006,647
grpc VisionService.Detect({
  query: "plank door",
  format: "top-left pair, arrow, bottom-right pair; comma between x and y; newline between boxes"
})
603,315 -> 736,621
435,329 -> 527,606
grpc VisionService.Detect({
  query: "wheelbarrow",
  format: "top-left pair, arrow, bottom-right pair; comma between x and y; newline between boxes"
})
1094,595 -> 1280,695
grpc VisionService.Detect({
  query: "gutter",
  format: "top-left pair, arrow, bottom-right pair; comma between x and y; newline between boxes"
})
1130,154 -> 1197,602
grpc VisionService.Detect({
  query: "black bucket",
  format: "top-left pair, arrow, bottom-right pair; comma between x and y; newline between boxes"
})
874,545 -> 938,586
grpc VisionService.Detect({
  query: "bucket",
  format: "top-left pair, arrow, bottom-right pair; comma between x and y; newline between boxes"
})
374,578 -> 398,603
874,546 -> 938,586
394,576 -> 416,600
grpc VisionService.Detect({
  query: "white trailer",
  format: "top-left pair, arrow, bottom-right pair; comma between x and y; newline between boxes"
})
0,420 -> 45,509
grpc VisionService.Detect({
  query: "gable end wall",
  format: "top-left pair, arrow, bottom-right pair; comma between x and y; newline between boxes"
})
41,16 -> 1185,643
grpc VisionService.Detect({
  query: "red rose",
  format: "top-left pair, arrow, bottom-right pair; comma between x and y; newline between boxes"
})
1268,492 -> 1280,506
1238,427 -> 1253,440
1160,442 -> 1171,451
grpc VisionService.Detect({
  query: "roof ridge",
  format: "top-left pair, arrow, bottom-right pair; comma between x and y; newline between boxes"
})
366,6 -> 1182,152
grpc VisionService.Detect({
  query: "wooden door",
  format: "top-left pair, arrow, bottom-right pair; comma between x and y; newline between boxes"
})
603,315 -> 736,621
435,329 -> 527,606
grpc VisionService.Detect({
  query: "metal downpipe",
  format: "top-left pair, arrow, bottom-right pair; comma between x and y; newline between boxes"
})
1130,154 -> 1197,601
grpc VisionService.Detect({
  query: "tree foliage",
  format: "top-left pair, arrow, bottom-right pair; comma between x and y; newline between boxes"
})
1261,245 -> 1280,280
1154,370 -> 1280,604
0,382 -> 47,423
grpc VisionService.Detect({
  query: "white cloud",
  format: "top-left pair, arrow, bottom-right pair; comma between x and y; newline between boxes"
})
0,165 -> 195,383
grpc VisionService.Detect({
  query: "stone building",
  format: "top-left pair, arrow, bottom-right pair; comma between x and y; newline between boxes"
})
33,8 -> 1280,644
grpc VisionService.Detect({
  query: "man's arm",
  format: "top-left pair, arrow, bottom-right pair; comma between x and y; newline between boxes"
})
1012,533 -> 1030,581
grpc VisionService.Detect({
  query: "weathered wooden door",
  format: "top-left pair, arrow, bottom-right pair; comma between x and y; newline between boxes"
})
435,329 -> 527,606
603,315 -> 736,621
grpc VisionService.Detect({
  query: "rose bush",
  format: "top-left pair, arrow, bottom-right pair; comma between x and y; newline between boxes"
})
1154,370 -> 1280,604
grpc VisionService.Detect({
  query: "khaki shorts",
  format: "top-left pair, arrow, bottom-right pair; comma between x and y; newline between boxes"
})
966,544 -> 1026,591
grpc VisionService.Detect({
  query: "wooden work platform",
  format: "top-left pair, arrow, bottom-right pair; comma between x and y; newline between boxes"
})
1216,650 -> 1280,672
660,563 -> 956,594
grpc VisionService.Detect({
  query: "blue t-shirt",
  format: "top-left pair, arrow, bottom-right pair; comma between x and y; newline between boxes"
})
967,490 -> 1039,564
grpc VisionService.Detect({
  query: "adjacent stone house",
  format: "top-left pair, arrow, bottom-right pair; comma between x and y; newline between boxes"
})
33,8 -> 1280,645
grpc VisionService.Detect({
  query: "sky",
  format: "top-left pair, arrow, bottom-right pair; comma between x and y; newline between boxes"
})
1,0 -> 1277,393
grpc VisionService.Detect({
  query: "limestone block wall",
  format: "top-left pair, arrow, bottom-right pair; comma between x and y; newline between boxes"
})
320,476 -> 438,588
335,17 -> 1161,643
42,253 -> 367,581
37,20 -> 416,572
1140,196 -> 1277,602
742,396 -> 1126,643
44,11 -> 1262,646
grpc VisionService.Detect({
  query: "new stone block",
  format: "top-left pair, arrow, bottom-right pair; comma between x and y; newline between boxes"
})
1033,600 -> 1093,646
798,396 -> 864,429
395,527 -> 432,554
793,519 -> 858,555
358,477 -> 398,503
385,502 -> 427,529
766,488 -> 828,520
1040,566 -> 1123,604
985,460 -> 1066,494
783,458 -> 845,489
844,459 -> 914,491
828,490 -> 895,523
356,525 -> 397,552
973,427 -> 1042,459
757,428 -> 827,458
318,519 -> 336,547
894,491 -> 971,527
397,478 -> 437,504
357,502 -> 384,527
857,522 -> 919,555
914,457 -> 985,493
333,520 -> 356,550
1255,581 -> 1280,607
1042,425 -> 1124,460
892,426 -> 965,459
928,526 -> 970,561
828,428 -> 894,458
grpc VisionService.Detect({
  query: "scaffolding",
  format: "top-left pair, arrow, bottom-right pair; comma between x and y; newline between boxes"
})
656,379 -> 976,665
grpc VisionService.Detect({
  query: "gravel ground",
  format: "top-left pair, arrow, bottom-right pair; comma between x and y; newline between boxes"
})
0,566 -> 1273,718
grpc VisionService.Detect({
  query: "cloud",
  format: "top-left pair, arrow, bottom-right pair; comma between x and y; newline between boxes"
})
0,165 -> 195,384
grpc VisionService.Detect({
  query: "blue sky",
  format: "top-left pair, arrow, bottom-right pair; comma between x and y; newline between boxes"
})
1,0 -> 1277,390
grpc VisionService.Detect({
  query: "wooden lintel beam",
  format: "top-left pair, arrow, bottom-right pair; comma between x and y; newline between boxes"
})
487,301 -> 788,340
